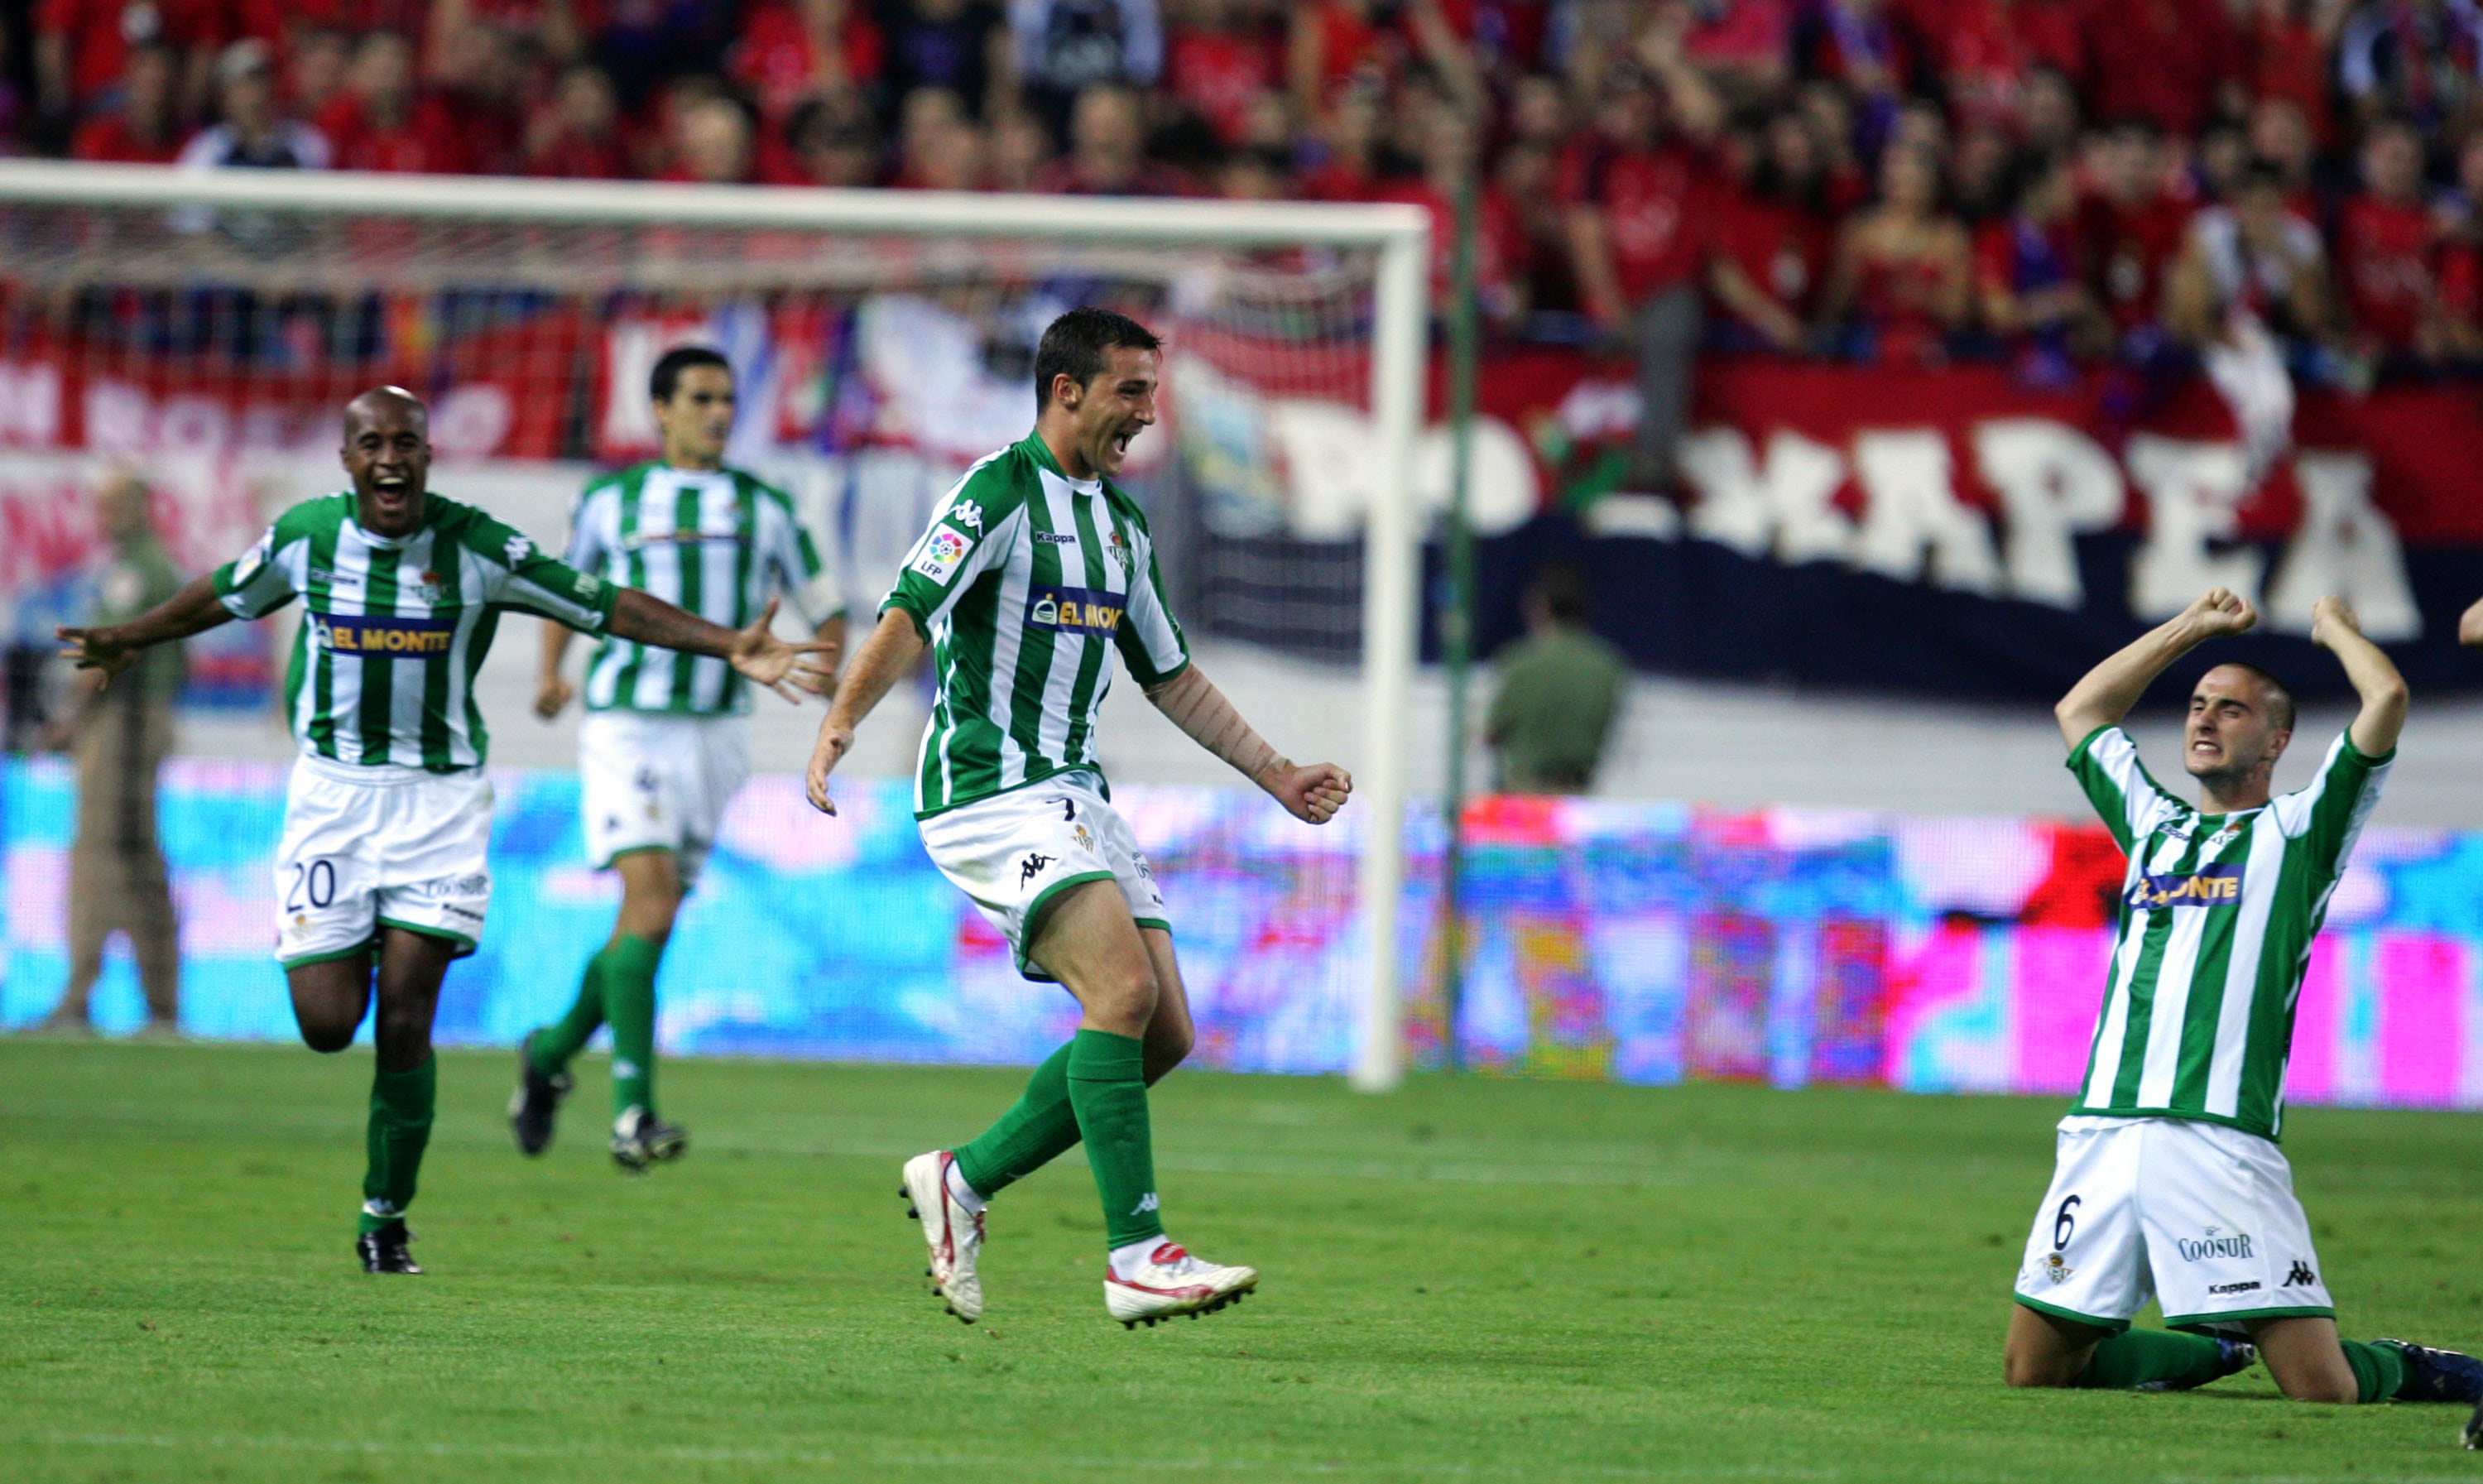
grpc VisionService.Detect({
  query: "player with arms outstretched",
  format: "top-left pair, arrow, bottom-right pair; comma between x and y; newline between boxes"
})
513,346 -> 844,1171
58,387 -> 832,1275
2007,587 -> 2482,1409
803,308 -> 1352,1328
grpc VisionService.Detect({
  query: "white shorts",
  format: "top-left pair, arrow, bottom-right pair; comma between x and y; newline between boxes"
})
274,755 -> 494,965
579,710 -> 751,890
2014,1115 -> 2334,1334
918,770 -> 1169,981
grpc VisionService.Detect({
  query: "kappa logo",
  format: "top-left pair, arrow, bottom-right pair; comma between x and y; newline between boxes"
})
1019,852 -> 1054,887
949,500 -> 985,532
504,532 -> 535,565
2207,1280 -> 2262,1295
2130,863 -> 2244,910
2285,1260 -> 2317,1287
1035,530 -> 1077,545
1130,1193 -> 1159,1217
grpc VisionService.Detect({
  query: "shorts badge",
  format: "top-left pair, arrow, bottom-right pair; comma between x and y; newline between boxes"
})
2041,1252 -> 2074,1285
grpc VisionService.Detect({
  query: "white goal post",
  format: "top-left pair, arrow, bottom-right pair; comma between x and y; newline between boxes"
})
0,159 -> 1429,1093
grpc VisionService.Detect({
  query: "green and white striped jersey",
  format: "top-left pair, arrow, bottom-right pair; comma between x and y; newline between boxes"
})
214,491 -> 617,772
883,433 -> 1189,819
2068,724 -> 2391,1140
566,462 -> 837,715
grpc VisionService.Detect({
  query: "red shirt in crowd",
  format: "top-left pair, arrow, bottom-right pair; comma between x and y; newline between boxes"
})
36,0 -> 228,109
1302,0 -> 1476,98
2336,194 -> 2438,348
2244,7 -> 2335,146
1941,0 -> 2086,125
70,111 -> 183,163
1710,182 -> 1834,327
1557,136 -> 1715,303
2077,190 -> 2191,329
319,93 -> 472,175
1165,23 -> 1279,146
2442,239 -> 2481,329
1365,175 -> 1531,311
2074,0 -> 2240,137
730,2 -> 886,121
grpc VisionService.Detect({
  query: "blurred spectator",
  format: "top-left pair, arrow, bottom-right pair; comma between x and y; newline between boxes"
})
1683,0 -> 1794,106
527,62 -> 634,178
38,475 -> 184,1040
588,0 -> 741,108
1485,562 -> 1627,795
431,20 -> 531,174
1821,142 -> 1972,363
1707,109 -> 1834,352
36,0 -> 223,127
1290,0 -> 1483,119
988,106 -> 1058,187
282,26 -> 356,125
2442,135 -> 2483,357
70,40 -> 183,163
1801,0 -> 1910,149
1015,0 -> 1165,127
2077,118 -> 2189,343
177,40 -> 329,170
2336,117 -> 2447,362
662,94 -> 801,185
1976,151 -> 2103,385
1939,0 -> 2084,132
893,85 -> 973,184
789,89 -> 886,185
2075,0 -> 2243,138
2242,0 -> 2349,149
1032,80 -> 1194,193
1558,23 -> 1725,496
1163,0 -> 1281,147
886,0 -> 1013,118
732,0 -> 886,122
2167,160 -> 2337,482
1949,120 -> 2017,220
2337,0 -> 2483,134
319,31 -> 469,174
2019,65 -> 2086,156
1299,79 -> 1389,199
2247,95 -> 2322,200
1370,87 -> 1531,324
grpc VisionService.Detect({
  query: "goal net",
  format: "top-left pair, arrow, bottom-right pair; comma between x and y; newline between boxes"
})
0,163 -> 1427,1088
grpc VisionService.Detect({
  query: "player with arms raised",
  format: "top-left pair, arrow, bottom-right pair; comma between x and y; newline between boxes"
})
513,347 -> 843,1172
2007,587 -> 2483,1409
804,308 -> 1352,1329
58,387 -> 832,1275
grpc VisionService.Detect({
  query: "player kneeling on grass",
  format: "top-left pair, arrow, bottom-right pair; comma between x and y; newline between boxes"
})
57,387 -> 832,1275
2006,587 -> 2482,1411
804,307 -> 1352,1329
514,346 -> 844,1173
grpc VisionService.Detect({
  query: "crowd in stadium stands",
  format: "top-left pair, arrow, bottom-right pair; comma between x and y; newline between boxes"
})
3,1 -> 2482,437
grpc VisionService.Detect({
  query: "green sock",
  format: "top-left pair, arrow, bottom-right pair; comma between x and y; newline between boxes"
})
602,934 -> 663,1120
359,1054 -> 436,1234
2070,1328 -> 2229,1390
954,1042 -> 1081,1198
2341,1338 -> 2409,1404
1066,1029 -> 1162,1251
529,951 -> 607,1075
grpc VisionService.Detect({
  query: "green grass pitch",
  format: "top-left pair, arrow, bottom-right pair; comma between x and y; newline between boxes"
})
4,1040 -> 2480,1482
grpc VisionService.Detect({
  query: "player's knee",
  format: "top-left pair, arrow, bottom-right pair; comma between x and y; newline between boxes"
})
297,1017 -> 357,1054
2273,1371 -> 2359,1405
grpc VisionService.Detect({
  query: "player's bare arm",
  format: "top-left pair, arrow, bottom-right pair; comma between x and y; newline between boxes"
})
2053,587 -> 2258,749
535,619 -> 577,719
607,591 -> 833,704
804,608 -> 925,815
2457,594 -> 2483,647
2308,596 -> 2409,756
56,572 -> 236,677
1143,664 -> 1352,824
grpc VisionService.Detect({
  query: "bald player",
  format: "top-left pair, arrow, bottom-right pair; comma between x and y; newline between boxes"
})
58,387 -> 833,1275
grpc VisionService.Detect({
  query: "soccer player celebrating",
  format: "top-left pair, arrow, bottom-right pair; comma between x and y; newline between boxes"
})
56,387 -> 832,1275
803,307 -> 1352,1329
2007,586 -> 2483,1408
512,347 -> 843,1172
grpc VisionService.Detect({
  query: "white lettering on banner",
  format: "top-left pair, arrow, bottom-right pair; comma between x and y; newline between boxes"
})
0,361 -> 63,447
433,384 -> 516,462
1972,420 -> 2125,608
1265,400 -> 1540,541
1852,430 -> 2001,594
2126,435 -> 2265,620
83,380 -> 152,457
1681,427 -> 1850,561
2266,452 -> 2420,639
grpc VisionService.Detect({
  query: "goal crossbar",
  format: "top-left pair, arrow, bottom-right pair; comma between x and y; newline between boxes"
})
0,160 -> 1426,1093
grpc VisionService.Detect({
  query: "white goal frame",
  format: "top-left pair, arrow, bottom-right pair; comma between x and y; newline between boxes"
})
0,160 -> 1428,1093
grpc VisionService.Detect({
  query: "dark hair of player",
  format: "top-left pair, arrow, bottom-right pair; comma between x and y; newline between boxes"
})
1034,308 -> 1162,411
1530,562 -> 1593,625
2217,661 -> 2297,733
651,345 -> 732,405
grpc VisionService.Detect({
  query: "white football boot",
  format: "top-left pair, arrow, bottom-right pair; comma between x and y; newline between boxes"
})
1104,1241 -> 1258,1328
900,1150 -> 985,1323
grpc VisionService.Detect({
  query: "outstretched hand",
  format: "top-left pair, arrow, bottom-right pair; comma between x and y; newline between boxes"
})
730,598 -> 838,704
1268,761 -> 1353,824
55,624 -> 136,678
2182,587 -> 2258,641
2309,595 -> 2361,651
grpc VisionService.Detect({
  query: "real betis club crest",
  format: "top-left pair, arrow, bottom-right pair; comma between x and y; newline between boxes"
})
1106,528 -> 1133,574
414,569 -> 447,604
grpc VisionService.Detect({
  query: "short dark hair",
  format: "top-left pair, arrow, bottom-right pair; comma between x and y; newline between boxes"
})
2212,660 -> 2296,732
1034,308 -> 1161,411
651,345 -> 732,404
1530,562 -> 1592,625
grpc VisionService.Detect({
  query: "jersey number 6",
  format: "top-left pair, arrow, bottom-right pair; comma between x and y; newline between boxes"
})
2053,1195 -> 2081,1251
